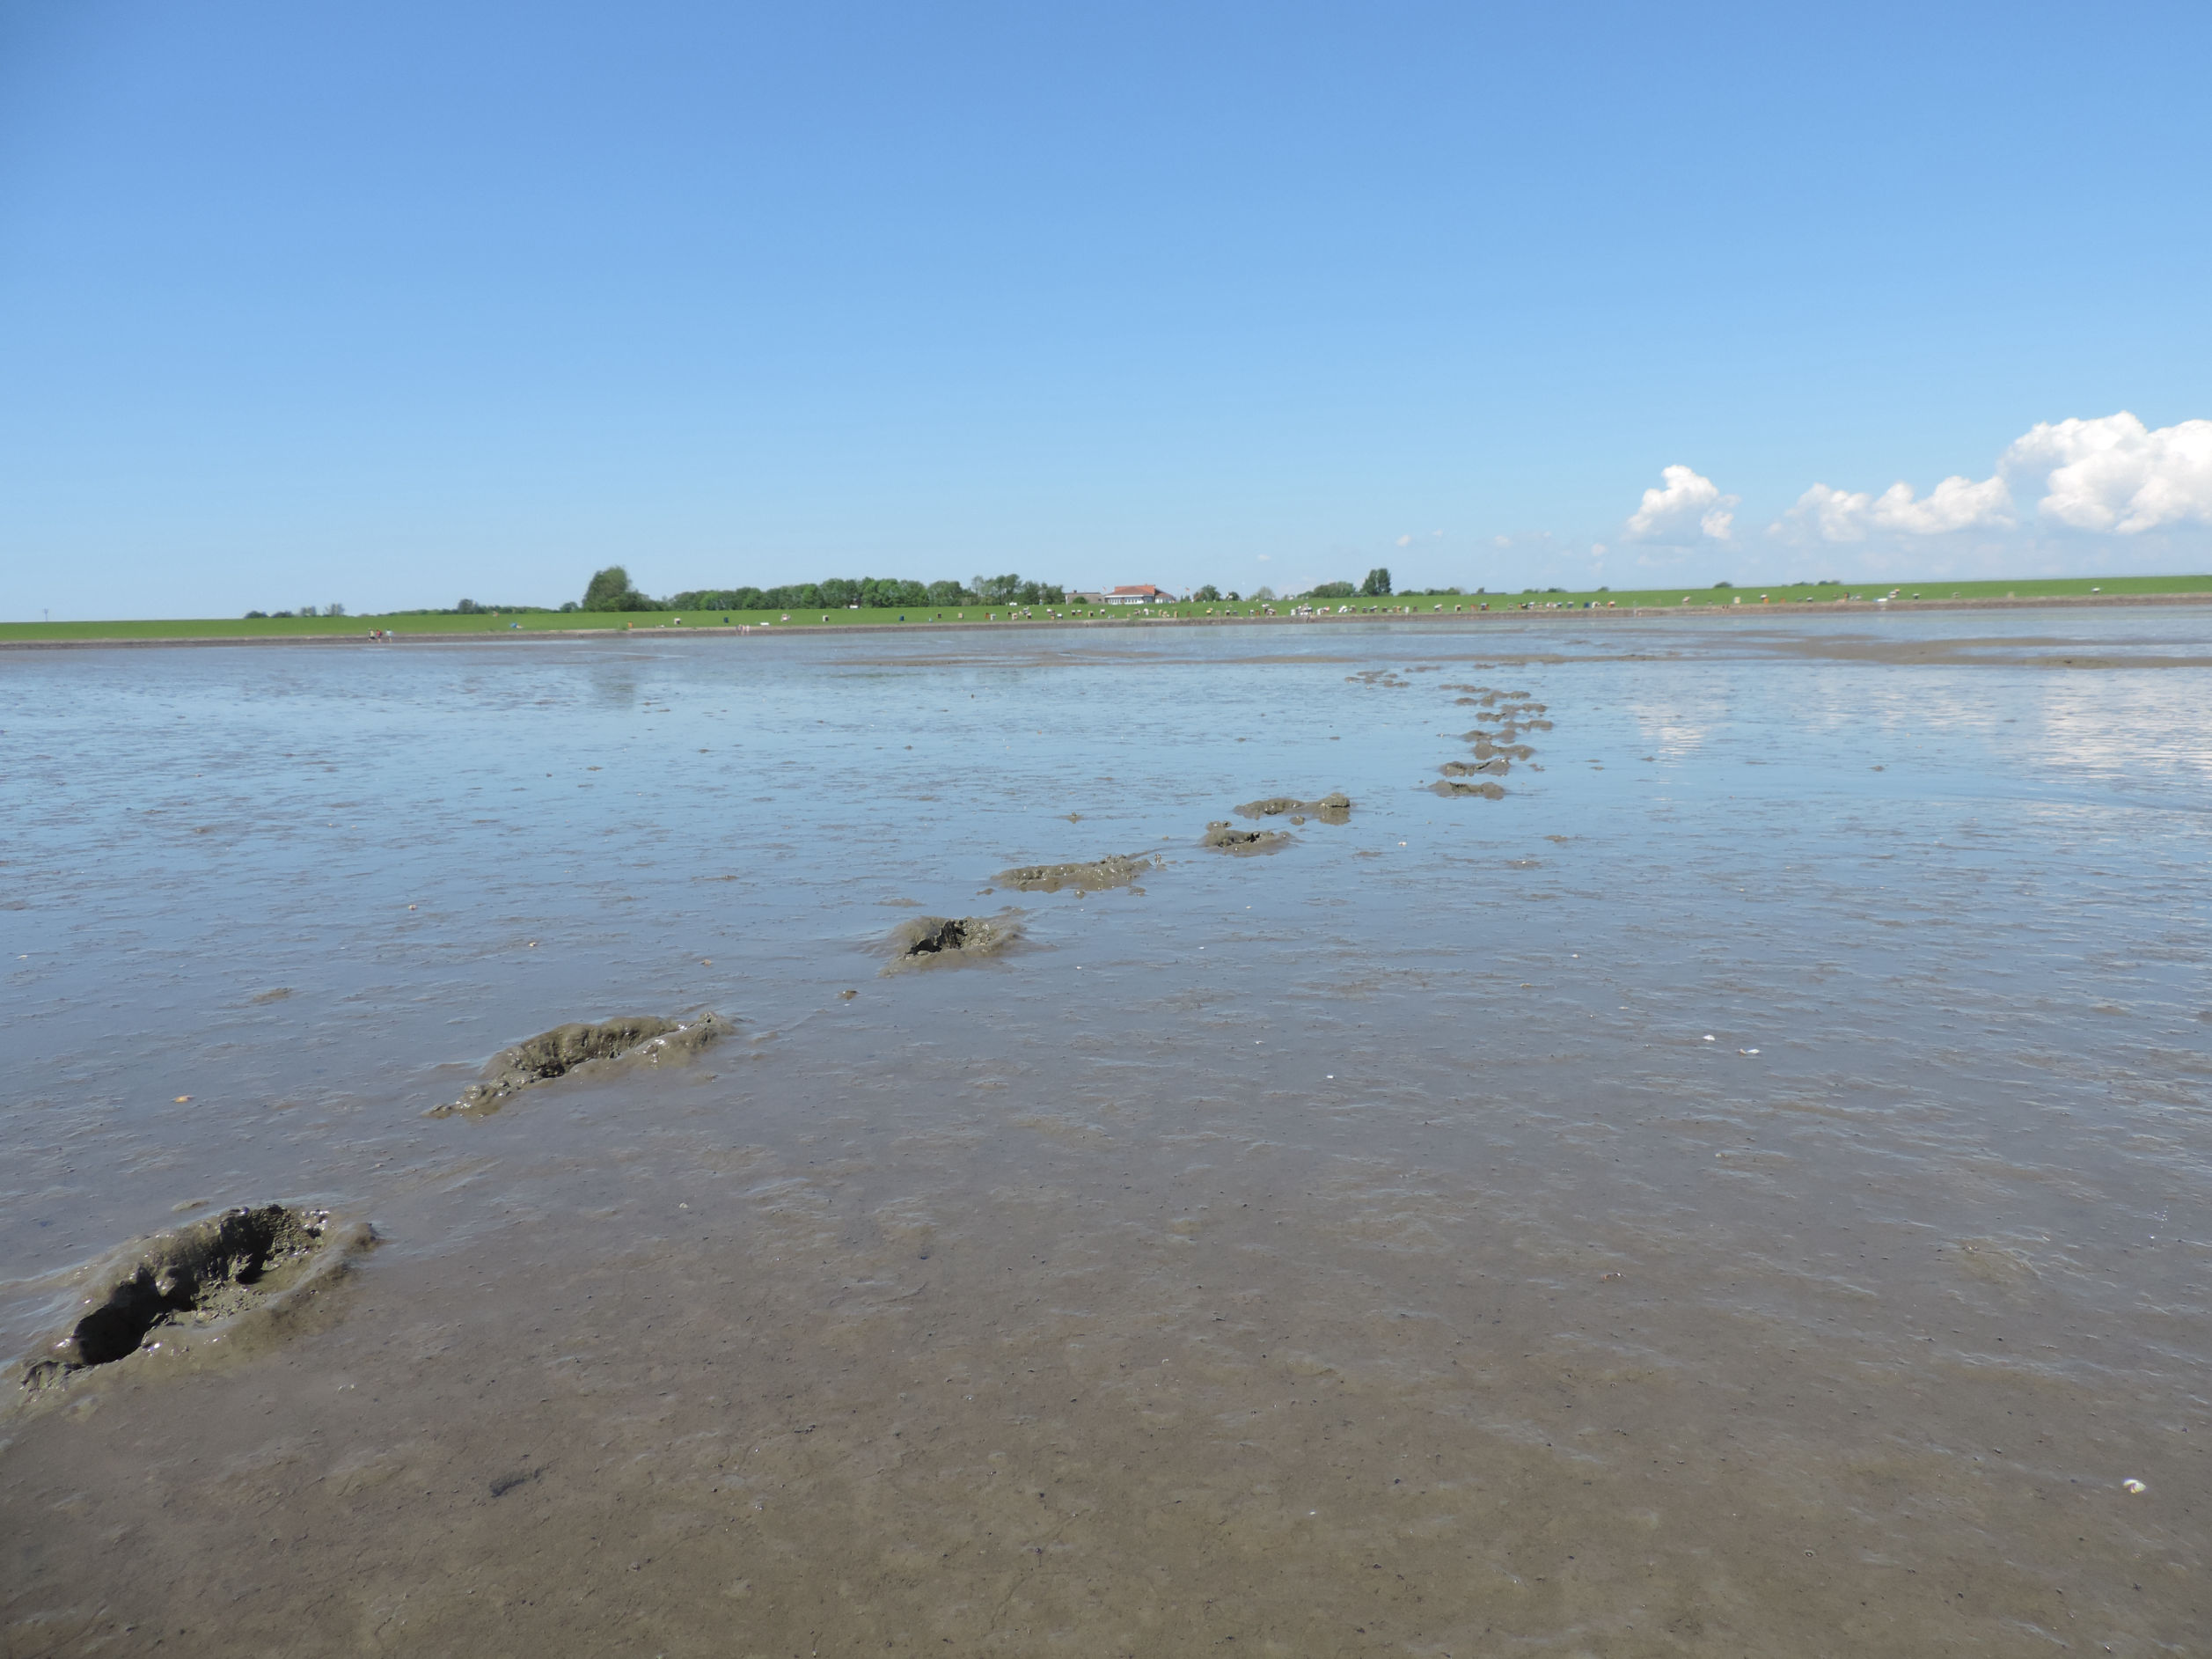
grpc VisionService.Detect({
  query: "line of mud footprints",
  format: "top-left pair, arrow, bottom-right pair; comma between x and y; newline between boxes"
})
18,679 -> 1549,1398
1344,664 -> 1554,797
886,790 -> 1360,974
1432,684 -> 1550,798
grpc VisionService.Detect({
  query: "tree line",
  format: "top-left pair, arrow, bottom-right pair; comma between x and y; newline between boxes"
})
239,563 -> 1493,623
584,567 -> 1066,613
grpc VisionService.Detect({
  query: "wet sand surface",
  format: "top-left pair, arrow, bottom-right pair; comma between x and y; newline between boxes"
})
4,613 -> 2209,1655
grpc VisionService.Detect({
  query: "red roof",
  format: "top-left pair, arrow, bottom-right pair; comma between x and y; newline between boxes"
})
1108,584 -> 1165,596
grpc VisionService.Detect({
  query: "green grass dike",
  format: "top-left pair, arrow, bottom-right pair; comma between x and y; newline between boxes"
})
5,573 -> 2210,644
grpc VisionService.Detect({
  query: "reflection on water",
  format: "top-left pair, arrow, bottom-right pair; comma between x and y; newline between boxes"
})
3,611 -> 2208,1654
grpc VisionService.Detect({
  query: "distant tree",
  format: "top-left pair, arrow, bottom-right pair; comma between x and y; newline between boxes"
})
583,566 -> 653,612
1037,584 -> 1065,605
1307,581 -> 1356,598
853,576 -> 924,609
1193,584 -> 1221,602
299,604 -> 319,617
1712,579 -> 1733,589
1251,585 -> 1277,602
326,602 -> 347,617
457,598 -> 480,614
1225,591 -> 1241,602
1359,567 -> 1393,597
975,573 -> 1024,605
244,610 -> 267,619
559,601 -> 579,613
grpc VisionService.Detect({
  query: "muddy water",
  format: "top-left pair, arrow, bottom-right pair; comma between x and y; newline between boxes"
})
4,613 -> 2208,1655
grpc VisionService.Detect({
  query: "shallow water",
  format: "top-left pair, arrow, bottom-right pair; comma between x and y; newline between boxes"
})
4,612 -> 2209,1655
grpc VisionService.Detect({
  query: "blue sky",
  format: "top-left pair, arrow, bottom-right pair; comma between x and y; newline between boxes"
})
3,0 -> 2208,616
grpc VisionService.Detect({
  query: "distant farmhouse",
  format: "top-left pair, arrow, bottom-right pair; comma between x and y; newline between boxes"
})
1098,584 -> 1171,606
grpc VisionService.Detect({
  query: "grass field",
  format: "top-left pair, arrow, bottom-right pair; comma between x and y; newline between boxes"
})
5,573 -> 2210,643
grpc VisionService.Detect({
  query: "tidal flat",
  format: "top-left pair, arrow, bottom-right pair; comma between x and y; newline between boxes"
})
3,613 -> 2208,1654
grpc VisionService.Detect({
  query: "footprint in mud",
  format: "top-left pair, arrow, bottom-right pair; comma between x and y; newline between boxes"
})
1431,780 -> 1507,799
883,912 -> 1023,973
19,1205 -> 376,1392
430,1013 -> 731,1117
1204,821 -> 1293,855
996,854 -> 1155,893
1461,734 -> 1535,760
1234,792 -> 1351,826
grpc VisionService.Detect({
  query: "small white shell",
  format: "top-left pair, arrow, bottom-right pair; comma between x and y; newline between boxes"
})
2123,1479 -> 2147,1494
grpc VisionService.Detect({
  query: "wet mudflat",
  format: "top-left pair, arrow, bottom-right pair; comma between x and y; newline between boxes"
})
3,612 -> 2209,1655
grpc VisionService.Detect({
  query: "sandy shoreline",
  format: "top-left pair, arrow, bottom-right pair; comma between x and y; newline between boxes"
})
4,587 -> 2211,650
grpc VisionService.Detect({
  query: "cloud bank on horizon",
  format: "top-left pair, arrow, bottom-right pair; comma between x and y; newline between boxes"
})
1627,413 -> 2212,560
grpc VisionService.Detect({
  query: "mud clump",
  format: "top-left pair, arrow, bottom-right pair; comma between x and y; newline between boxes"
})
1205,821 -> 1293,855
996,854 -> 1154,893
1439,759 -> 1509,777
433,1013 -> 730,1116
1461,735 -> 1535,760
1234,792 -> 1351,825
884,913 -> 1022,972
1431,780 -> 1506,799
20,1205 -> 374,1391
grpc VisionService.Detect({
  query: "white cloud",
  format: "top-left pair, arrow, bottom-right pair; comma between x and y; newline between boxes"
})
1627,465 -> 1737,542
2001,412 -> 2212,533
1782,473 -> 2013,542
1395,533 -> 1412,547
1777,412 -> 2210,545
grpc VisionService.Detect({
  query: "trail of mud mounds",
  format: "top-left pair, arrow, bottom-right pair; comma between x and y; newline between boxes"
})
431,1013 -> 731,1117
883,912 -> 1024,973
18,1205 -> 376,1394
1234,792 -> 1351,826
1428,681 -> 1540,799
996,854 -> 1155,893
1204,821 -> 1293,855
